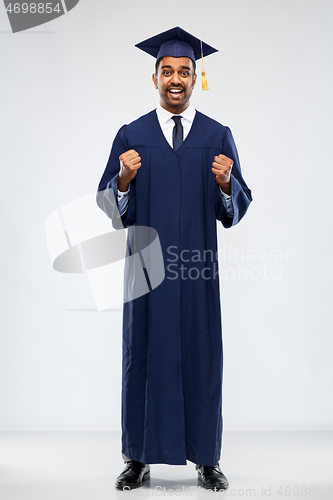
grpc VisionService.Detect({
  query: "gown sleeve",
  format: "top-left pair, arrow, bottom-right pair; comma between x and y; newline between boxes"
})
214,126 -> 252,228
96,125 -> 136,229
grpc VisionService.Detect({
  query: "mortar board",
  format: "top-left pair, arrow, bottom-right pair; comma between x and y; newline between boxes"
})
135,26 -> 218,90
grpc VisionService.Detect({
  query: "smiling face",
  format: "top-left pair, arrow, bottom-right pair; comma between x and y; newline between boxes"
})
152,56 -> 197,114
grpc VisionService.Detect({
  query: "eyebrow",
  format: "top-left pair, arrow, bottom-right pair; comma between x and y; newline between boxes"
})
161,65 -> 191,71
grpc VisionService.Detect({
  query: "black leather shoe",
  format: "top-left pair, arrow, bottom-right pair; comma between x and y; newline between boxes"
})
196,462 -> 229,490
115,460 -> 150,490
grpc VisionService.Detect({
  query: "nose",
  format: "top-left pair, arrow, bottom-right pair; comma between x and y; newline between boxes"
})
170,72 -> 180,85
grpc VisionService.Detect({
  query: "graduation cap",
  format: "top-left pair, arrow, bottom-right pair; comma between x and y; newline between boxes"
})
135,26 -> 218,91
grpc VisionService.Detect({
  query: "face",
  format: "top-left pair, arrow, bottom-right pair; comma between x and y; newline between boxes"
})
152,56 -> 197,114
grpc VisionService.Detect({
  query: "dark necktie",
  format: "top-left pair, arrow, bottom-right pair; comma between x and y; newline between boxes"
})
172,115 -> 183,151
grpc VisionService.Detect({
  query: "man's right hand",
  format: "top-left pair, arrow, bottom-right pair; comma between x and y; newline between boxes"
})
118,149 -> 141,192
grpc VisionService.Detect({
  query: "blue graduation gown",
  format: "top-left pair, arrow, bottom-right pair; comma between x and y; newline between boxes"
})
97,109 -> 252,466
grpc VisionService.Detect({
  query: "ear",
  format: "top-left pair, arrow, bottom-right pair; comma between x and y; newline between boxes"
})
193,73 -> 197,86
152,73 -> 158,89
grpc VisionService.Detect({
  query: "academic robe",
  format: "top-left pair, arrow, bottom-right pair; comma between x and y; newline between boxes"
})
97,109 -> 252,466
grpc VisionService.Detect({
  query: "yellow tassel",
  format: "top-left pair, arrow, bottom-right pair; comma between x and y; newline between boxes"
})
201,70 -> 209,90
200,40 -> 209,90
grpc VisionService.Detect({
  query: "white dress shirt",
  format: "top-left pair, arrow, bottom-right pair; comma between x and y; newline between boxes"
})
155,101 -> 196,147
117,103 -> 234,217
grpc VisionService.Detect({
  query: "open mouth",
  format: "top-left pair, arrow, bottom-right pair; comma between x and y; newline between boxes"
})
169,88 -> 183,98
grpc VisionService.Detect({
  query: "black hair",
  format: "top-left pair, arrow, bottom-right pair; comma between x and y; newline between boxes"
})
155,57 -> 196,75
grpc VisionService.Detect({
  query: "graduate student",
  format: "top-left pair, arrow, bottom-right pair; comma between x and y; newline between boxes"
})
96,26 -> 252,491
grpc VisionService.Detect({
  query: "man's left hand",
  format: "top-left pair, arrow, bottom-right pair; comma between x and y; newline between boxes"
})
212,154 -> 233,195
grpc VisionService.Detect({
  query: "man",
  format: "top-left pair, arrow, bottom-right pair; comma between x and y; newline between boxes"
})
96,27 -> 252,491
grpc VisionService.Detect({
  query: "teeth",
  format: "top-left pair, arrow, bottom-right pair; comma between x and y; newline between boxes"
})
170,89 -> 182,93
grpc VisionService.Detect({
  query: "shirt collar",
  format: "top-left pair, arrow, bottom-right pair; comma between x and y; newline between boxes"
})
156,102 -> 196,124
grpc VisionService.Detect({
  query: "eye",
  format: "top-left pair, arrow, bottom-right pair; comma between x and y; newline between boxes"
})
162,70 -> 171,75
181,71 -> 190,76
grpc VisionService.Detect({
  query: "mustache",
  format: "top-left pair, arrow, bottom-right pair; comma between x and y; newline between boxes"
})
167,85 -> 185,91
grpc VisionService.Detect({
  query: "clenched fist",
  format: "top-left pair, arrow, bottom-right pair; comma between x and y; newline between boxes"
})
118,149 -> 141,192
212,154 -> 233,195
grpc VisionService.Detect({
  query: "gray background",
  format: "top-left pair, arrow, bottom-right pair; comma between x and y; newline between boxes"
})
1,0 -> 332,431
